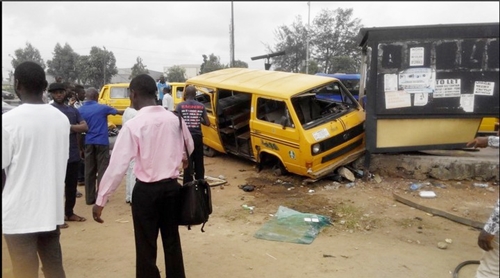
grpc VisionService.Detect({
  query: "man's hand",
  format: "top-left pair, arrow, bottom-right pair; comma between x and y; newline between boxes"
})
92,205 -> 104,223
467,137 -> 489,148
477,230 -> 495,251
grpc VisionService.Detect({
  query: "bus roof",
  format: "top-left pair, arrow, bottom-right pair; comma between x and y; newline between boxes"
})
315,73 -> 360,80
186,68 -> 338,98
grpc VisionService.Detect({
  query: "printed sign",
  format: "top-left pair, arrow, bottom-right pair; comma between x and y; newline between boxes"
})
398,67 -> 435,94
384,74 -> 398,92
473,81 -> 495,96
414,93 -> 428,106
434,79 -> 461,98
460,94 -> 474,112
385,91 -> 412,109
409,47 -> 425,66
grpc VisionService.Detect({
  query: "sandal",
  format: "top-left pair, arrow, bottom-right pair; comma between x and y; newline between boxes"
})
76,191 -> 83,198
58,223 -> 69,229
65,214 -> 86,222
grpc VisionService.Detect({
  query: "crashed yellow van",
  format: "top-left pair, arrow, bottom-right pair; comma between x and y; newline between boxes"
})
185,68 -> 366,180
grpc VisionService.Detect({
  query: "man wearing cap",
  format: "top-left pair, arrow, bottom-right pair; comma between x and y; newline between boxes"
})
49,82 -> 89,227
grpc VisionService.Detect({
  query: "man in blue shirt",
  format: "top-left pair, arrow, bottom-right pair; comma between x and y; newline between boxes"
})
157,76 -> 170,105
78,87 -> 123,205
49,82 -> 89,227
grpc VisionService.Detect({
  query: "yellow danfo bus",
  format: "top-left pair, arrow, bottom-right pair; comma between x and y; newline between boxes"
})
185,68 -> 366,181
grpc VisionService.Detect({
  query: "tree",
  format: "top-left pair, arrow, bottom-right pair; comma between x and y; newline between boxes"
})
129,56 -> 149,80
10,42 -> 46,70
266,16 -> 308,73
166,65 -> 187,82
231,60 -> 248,68
199,54 -> 227,74
311,8 -> 362,73
77,46 -> 118,88
47,43 -> 80,83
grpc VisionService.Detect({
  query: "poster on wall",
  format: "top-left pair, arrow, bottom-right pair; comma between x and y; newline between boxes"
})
385,91 -> 412,109
409,47 -> 425,66
460,94 -> 474,112
434,79 -> 461,98
414,93 -> 428,106
473,81 -> 495,96
398,67 -> 436,94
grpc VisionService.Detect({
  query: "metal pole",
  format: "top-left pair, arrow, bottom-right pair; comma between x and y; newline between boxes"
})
230,2 -> 235,67
306,1 -> 310,74
103,46 -> 106,86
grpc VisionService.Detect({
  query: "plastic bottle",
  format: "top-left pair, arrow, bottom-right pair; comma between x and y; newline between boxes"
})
410,183 -> 423,191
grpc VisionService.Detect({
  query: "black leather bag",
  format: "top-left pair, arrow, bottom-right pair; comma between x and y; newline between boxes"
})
178,179 -> 212,232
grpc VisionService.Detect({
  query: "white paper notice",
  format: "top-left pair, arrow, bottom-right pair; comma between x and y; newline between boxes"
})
473,81 -> 495,96
410,47 -> 425,66
312,128 -> 329,141
460,94 -> 474,112
434,79 -> 461,98
414,93 -> 428,106
385,91 -> 412,109
384,74 -> 398,92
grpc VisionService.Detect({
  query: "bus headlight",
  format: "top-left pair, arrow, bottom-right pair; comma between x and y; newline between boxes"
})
312,143 -> 321,154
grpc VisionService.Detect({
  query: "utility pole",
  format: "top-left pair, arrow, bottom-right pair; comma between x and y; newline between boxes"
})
306,1 -> 310,74
230,1 -> 235,67
103,46 -> 107,87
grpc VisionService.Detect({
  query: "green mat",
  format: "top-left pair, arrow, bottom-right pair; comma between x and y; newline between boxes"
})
254,206 -> 332,244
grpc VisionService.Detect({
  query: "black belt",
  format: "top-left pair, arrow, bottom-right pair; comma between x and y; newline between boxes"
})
136,178 -> 175,185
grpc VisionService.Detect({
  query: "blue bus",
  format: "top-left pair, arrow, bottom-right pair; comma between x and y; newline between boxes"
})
314,73 -> 362,104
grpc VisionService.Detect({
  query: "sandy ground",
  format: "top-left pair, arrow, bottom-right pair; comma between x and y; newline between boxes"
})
2,154 -> 498,278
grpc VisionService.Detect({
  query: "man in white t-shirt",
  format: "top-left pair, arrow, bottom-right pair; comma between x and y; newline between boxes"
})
2,61 -> 70,277
162,86 -> 174,111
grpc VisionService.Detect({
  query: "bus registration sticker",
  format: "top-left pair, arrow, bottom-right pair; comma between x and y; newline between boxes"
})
313,128 -> 329,141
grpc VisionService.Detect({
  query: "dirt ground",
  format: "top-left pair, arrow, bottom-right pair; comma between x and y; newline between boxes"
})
2,154 -> 498,278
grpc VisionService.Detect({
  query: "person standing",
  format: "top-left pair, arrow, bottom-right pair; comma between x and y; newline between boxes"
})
156,75 -> 170,105
2,61 -> 69,277
48,82 -> 89,228
72,84 -> 87,187
175,85 -> 210,183
122,104 -> 138,204
162,86 -> 174,111
468,133 -> 499,278
92,74 -> 194,278
78,87 -> 123,205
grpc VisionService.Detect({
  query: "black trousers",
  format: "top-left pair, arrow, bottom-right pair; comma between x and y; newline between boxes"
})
131,179 -> 185,278
4,227 -> 66,278
183,134 -> 204,183
64,161 -> 79,217
84,144 -> 110,205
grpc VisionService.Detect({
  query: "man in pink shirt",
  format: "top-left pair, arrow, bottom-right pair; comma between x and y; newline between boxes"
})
92,74 -> 194,278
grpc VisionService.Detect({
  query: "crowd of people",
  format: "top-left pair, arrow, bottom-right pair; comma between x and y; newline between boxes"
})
2,61 -> 498,278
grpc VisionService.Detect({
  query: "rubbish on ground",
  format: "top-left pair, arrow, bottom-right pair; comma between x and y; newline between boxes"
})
337,167 -> 355,182
473,183 -> 488,188
445,238 -> 453,244
437,242 -> 448,249
239,184 -> 255,192
218,175 -> 226,180
308,189 -> 315,193
431,181 -> 447,188
254,206 -> 331,244
266,253 -> 277,260
373,174 -> 382,183
242,204 -> 255,214
410,183 -> 423,191
345,182 -> 355,188
178,175 -> 227,187
419,191 -> 436,198
326,174 -> 343,182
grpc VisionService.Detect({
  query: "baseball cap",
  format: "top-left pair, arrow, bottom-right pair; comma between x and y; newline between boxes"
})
48,82 -> 66,92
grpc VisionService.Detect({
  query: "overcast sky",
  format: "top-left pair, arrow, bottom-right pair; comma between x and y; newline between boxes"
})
2,1 -> 499,78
